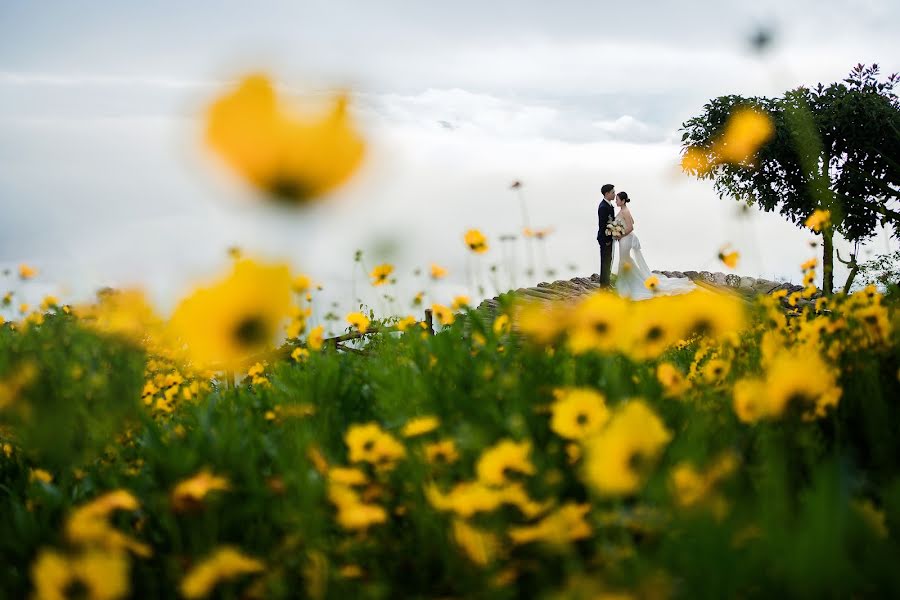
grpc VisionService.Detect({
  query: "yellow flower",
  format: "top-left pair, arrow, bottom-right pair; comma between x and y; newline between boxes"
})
853,499 -> 888,539
656,362 -> 690,397
328,467 -> 368,486
205,74 -> 364,203
65,490 -> 151,558
763,348 -> 841,420
31,468 -> 53,484
346,311 -> 370,332
549,388 -> 610,440
168,260 -> 292,369
583,401 -> 672,496
627,301 -> 679,360
32,549 -> 130,600
370,263 -> 394,286
345,422 -> 406,466
180,547 -> 264,599
717,108 -> 774,164
671,291 -> 746,342
291,347 -> 310,362
476,439 -> 535,486
171,470 -> 231,512
424,439 -> 459,465
451,295 -> 470,311
801,257 -> 818,271
732,378 -> 768,424
682,107 -> 773,174
464,229 -> 489,253
452,519 -> 500,566
396,315 -> 417,331
431,303 -> 455,326
804,209 -> 831,232
292,273 -> 312,293
644,275 -> 660,291
718,248 -> 739,269
426,481 -> 547,518
567,292 -> 627,354
401,415 -> 440,438
492,314 -> 511,336
430,263 -> 448,279
680,146 -> 713,174
18,263 -> 37,279
515,300 -> 568,345
509,503 -> 592,547
702,358 -> 730,383
307,325 -> 325,350
328,483 -> 387,530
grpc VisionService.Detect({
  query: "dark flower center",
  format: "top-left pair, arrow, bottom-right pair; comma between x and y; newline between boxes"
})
691,319 -> 713,337
594,321 -> 609,335
645,326 -> 664,342
233,315 -> 269,348
576,412 -> 588,426
267,174 -> 314,202
362,440 -> 375,452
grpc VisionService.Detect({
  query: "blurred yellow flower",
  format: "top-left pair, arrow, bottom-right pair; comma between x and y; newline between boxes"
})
328,467 -> 368,486
18,263 -> 37,279
509,503 -> 592,546
464,229 -> 489,254
656,362 -> 690,397
430,263 -> 448,279
171,470 -> 231,512
345,422 -> 406,466
370,263 -> 394,286
733,347 -> 841,423
805,209 -> 831,232
451,295 -> 470,311
549,388 -> 610,440
291,347 -> 309,362
717,108 -> 774,164
346,312 -> 370,332
66,490 -> 151,558
583,401 -> 672,496
702,358 -> 730,383
801,257 -> 818,271
396,315 -> 417,331
672,291 -> 746,342
168,260 -> 292,369
453,519 -> 499,566
308,324 -> 325,350
492,314 -> 511,336
401,415 -> 440,438
180,546 -> 264,599
292,273 -> 312,293
431,303 -> 454,326
567,292 -> 627,354
425,439 -> 460,465
328,483 -> 387,530
476,439 -> 535,486
718,247 -> 739,269
682,107 -> 773,174
206,74 -> 365,203
32,549 -> 130,600
30,468 -> 53,484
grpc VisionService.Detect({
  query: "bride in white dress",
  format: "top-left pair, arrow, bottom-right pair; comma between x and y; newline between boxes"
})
612,191 -> 697,300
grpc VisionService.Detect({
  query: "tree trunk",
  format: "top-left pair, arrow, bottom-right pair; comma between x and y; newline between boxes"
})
822,228 -> 834,296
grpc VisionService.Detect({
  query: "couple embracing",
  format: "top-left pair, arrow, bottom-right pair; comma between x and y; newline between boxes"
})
596,183 -> 695,300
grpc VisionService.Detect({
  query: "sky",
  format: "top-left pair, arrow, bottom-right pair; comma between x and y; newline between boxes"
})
1,0 -> 898,324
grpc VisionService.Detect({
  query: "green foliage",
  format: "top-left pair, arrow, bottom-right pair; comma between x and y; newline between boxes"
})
1,300 -> 900,598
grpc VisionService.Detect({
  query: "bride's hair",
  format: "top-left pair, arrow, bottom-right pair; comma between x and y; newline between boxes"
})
617,191 -> 631,203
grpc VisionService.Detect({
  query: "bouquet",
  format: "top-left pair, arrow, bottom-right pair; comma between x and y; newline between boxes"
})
605,217 -> 626,239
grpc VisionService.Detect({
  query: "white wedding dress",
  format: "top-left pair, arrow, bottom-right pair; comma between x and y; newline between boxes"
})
615,220 -> 697,300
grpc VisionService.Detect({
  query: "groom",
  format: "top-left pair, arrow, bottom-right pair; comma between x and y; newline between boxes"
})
597,183 -> 616,286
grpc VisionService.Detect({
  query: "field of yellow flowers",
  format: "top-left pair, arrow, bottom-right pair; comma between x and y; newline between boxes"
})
1,254 -> 899,599
2,73 -> 899,599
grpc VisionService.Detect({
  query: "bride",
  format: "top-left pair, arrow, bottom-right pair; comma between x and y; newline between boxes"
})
612,191 -> 696,300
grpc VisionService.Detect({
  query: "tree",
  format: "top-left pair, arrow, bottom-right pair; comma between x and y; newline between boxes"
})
681,64 -> 900,295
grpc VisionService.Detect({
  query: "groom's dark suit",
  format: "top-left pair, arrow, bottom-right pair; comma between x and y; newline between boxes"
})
597,198 -> 614,286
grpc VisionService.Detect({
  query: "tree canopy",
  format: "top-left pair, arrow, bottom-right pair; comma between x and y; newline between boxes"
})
681,64 -> 900,294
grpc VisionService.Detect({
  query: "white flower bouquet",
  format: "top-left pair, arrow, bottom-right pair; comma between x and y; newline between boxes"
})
605,217 -> 627,239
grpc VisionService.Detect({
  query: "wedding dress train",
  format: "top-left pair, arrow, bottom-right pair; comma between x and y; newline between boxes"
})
615,232 -> 696,300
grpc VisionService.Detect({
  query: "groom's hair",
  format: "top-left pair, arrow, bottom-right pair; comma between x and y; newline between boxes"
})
601,184 -> 614,195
